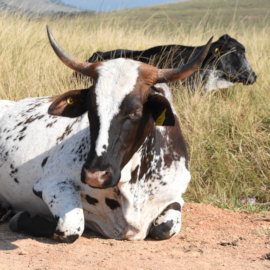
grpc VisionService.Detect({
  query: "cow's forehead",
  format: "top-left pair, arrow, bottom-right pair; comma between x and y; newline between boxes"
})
225,38 -> 245,51
95,58 -> 141,156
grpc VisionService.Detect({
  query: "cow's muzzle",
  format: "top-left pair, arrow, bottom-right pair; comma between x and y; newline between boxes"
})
241,71 -> 257,85
81,168 -> 114,188
245,71 -> 257,85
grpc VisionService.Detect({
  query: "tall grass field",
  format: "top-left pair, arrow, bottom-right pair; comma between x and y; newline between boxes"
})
0,0 -> 269,211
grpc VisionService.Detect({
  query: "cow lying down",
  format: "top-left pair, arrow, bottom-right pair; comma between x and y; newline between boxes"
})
81,35 -> 257,91
0,27 -> 212,243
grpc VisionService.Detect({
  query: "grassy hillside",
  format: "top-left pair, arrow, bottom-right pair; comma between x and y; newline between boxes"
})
113,0 -> 270,30
0,0 -> 269,211
60,0 -> 270,36
0,0 -> 80,14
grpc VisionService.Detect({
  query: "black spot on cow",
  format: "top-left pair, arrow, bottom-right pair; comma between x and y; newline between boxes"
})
11,168 -> 18,174
105,198 -> 120,210
55,229 -> 65,236
48,195 -> 57,208
2,128 -> 10,133
33,188 -> 43,199
85,195 -> 98,205
18,135 -> 25,141
130,165 -> 139,184
13,178 -> 19,184
149,220 -> 174,240
9,164 -> 19,180
41,156 -> 49,168
162,202 -> 181,214
113,188 -> 120,196
54,229 -> 79,243
64,234 -> 79,243
185,159 -> 189,170
19,126 -> 27,133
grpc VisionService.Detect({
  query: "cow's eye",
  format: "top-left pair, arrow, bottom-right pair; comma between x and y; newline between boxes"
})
67,97 -> 74,105
214,47 -> 220,54
128,109 -> 142,120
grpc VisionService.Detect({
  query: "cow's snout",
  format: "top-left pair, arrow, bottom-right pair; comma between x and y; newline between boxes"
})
82,168 -> 112,188
246,71 -> 257,85
241,71 -> 257,85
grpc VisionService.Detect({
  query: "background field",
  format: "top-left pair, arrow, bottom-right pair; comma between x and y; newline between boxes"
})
0,0 -> 269,211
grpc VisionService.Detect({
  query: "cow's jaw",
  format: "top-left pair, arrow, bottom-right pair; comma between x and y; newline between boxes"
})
204,71 -> 234,91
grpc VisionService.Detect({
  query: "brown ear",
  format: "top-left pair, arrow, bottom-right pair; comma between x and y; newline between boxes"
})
147,94 -> 175,126
48,89 -> 89,118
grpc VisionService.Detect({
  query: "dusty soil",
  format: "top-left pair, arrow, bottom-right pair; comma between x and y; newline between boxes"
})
0,203 -> 269,270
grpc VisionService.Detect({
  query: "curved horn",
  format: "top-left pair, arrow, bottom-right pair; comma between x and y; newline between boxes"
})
156,36 -> 213,83
46,25 -> 97,78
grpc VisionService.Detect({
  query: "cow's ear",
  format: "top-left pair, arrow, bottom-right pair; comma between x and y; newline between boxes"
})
218,34 -> 230,42
48,89 -> 89,118
147,94 -> 175,126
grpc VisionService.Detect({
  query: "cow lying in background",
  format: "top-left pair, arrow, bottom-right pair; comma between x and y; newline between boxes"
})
0,26 -> 212,243
82,35 -> 257,91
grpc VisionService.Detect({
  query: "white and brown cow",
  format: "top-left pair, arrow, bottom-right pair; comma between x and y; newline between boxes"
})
0,26 -> 212,243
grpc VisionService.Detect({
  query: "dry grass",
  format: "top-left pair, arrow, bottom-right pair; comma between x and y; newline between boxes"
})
0,5 -> 269,210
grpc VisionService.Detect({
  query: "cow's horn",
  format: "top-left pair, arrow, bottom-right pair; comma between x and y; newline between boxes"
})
156,37 -> 213,83
47,25 -> 97,78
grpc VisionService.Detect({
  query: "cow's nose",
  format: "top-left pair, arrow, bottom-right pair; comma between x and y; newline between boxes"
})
243,71 -> 257,85
83,169 -> 112,188
248,72 -> 257,84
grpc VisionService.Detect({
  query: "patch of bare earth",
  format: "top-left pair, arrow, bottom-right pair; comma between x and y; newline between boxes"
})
0,203 -> 269,270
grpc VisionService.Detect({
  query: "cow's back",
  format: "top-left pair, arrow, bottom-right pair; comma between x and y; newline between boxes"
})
88,45 -> 203,68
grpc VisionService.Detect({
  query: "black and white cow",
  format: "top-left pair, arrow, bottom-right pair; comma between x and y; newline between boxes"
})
0,27 -> 212,243
82,34 -> 257,91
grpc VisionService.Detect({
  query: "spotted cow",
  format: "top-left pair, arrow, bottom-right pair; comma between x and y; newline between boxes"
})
0,27 -> 212,243
81,34 -> 257,91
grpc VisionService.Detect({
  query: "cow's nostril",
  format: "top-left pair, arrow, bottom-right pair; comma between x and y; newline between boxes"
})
82,168 -> 112,188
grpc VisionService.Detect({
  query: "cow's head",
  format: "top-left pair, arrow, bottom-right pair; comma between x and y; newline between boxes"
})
208,34 -> 257,85
47,26 -> 212,189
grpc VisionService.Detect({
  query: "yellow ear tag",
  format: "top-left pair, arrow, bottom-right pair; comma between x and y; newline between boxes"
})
155,109 -> 167,126
215,47 -> 219,54
67,97 -> 74,105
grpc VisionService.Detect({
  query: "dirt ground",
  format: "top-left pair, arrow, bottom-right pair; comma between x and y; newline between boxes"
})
0,203 -> 269,270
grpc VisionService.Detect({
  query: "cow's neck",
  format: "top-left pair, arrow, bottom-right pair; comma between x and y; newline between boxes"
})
119,121 -> 187,187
